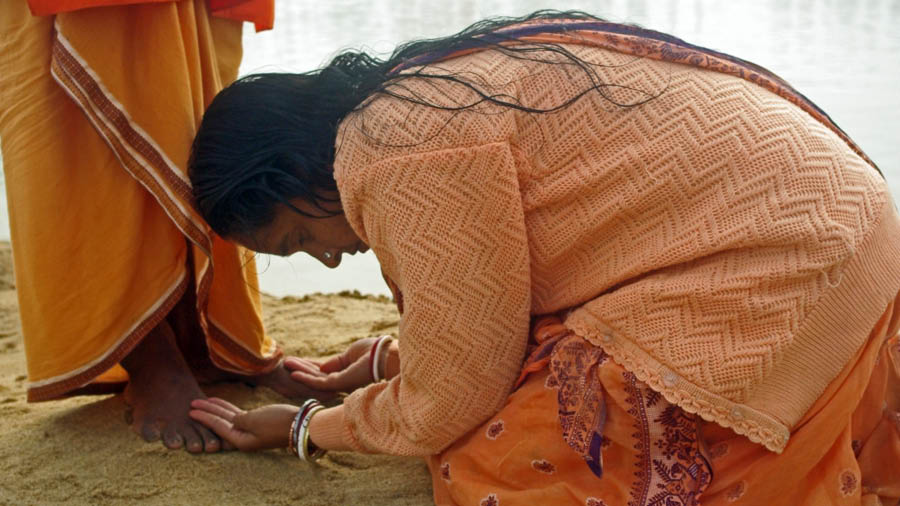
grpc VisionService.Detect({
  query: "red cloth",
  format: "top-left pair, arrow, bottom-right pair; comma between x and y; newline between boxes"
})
27,0 -> 274,31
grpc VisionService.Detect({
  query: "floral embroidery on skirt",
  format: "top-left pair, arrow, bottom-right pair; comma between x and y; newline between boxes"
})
548,334 -> 609,477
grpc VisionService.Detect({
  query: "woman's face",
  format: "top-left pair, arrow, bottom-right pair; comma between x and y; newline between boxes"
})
232,193 -> 367,268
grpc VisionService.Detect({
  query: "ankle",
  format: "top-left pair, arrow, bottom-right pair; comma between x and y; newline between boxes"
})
122,320 -> 186,381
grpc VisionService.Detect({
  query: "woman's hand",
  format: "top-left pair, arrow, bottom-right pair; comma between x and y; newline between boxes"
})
284,337 -> 379,393
188,398 -> 298,452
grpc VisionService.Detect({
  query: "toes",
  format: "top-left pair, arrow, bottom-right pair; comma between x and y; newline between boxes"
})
162,426 -> 184,450
205,397 -> 243,414
193,423 -> 222,453
140,421 -> 162,442
183,426 -> 204,454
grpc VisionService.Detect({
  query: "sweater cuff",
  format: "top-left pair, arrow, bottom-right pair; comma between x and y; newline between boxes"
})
308,405 -> 354,452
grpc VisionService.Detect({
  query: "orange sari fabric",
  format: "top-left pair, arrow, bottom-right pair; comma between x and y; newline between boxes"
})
430,303 -> 900,505
0,0 -> 279,401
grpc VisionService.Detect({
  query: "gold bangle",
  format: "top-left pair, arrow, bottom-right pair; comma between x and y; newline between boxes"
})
300,404 -> 326,463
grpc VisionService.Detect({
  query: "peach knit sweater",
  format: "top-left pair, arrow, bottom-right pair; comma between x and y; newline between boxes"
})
332,44 -> 900,455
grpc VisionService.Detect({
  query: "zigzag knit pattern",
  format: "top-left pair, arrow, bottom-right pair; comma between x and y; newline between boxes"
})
333,45 -> 900,455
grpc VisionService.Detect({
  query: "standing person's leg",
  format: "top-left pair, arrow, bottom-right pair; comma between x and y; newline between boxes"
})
1,1 -> 317,451
0,1 -> 227,452
122,313 -> 224,452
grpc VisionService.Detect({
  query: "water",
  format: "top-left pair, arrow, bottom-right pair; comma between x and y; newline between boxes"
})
2,0 -> 899,297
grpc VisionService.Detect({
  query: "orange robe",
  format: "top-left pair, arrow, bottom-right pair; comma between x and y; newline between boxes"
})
27,0 -> 274,31
0,0 -> 280,401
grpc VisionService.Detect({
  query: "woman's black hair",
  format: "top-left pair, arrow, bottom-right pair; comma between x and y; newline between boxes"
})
189,10 -> 670,238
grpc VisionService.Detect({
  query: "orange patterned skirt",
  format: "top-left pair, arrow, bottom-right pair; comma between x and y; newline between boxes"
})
429,301 -> 900,505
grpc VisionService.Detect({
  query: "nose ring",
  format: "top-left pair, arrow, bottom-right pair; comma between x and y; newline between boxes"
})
323,251 -> 333,259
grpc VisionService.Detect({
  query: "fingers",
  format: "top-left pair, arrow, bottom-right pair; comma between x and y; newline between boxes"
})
320,338 -> 376,373
290,360 -> 368,392
178,399 -> 231,453
284,357 -> 326,375
199,397 -> 244,421
188,408 -> 237,445
191,399 -> 238,422
189,407 -> 260,452
286,337 -> 380,375
283,338 -> 379,393
317,354 -> 348,374
285,356 -> 351,390
289,370 -> 334,390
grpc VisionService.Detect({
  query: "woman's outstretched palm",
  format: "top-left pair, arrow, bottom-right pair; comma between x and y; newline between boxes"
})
284,337 -> 380,393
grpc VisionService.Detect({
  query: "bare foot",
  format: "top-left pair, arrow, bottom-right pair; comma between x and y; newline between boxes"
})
250,361 -> 336,402
121,319 -> 223,453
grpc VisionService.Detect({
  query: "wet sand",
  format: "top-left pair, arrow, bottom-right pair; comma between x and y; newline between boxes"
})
0,242 -> 432,505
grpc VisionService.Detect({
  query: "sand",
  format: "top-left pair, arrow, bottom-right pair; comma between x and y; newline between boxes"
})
0,243 -> 433,505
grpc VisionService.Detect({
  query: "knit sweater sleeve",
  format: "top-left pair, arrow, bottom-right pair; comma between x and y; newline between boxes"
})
335,141 -> 532,456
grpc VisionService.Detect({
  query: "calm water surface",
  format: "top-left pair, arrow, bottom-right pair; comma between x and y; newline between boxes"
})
1,0 -> 898,297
